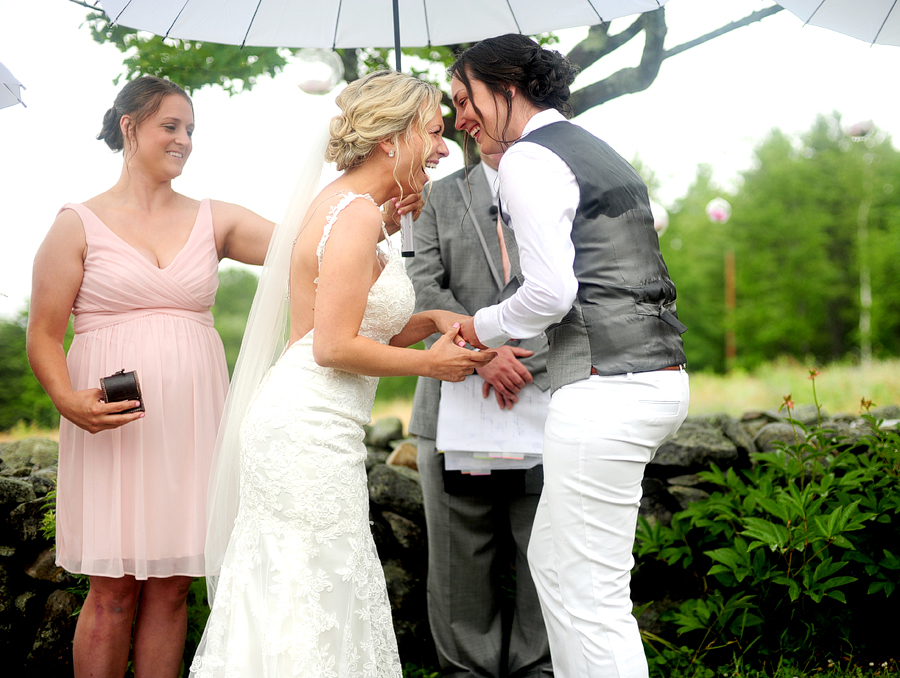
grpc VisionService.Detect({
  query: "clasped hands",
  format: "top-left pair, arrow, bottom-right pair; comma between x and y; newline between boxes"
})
433,314 -> 533,410
456,318 -> 533,410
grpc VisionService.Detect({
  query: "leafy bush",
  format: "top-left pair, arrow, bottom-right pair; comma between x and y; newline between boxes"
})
636,372 -> 900,671
182,578 -> 211,676
0,311 -> 67,429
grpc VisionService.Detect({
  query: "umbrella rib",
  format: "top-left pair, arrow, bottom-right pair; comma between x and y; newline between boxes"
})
111,0 -> 136,24
584,2 -> 605,22
241,0 -> 266,48
872,0 -> 899,44
584,0 -> 663,24
109,0 -> 193,41
165,1 -> 194,39
332,0 -> 344,49
504,0 -> 522,33
423,0 -> 432,46
3,83 -> 25,107
806,1 -> 827,25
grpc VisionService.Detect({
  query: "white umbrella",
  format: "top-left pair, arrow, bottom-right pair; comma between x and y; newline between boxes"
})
0,61 -> 26,110
776,0 -> 900,46
97,0 -> 671,69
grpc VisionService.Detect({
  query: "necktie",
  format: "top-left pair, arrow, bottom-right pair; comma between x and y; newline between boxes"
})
491,205 -> 510,285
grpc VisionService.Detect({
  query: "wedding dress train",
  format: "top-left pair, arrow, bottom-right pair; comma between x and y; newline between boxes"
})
191,193 -> 411,678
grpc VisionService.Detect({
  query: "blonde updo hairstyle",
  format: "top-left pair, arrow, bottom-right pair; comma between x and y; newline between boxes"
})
326,71 -> 442,193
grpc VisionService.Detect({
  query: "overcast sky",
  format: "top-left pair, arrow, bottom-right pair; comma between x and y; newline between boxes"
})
1,0 -> 898,318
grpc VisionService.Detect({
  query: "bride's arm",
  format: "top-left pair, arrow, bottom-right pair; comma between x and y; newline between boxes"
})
388,309 -> 469,349
311,202 -> 493,381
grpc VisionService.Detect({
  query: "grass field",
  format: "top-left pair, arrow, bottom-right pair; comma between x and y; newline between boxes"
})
372,357 -> 900,433
0,420 -> 59,443
4,359 -> 898,442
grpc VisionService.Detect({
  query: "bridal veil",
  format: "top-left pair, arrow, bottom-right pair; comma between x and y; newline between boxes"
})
204,112 -> 332,602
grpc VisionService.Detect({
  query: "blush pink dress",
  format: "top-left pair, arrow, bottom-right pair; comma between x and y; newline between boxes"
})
56,199 -> 229,580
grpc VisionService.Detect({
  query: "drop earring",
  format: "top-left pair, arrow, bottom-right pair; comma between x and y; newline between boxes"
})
388,149 -> 395,157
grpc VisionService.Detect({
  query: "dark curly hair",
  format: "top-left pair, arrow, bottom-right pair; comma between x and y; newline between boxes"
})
449,34 -> 578,147
97,76 -> 193,153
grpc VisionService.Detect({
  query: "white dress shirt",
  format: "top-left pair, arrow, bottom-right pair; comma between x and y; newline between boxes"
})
473,109 -> 580,347
482,159 -> 499,202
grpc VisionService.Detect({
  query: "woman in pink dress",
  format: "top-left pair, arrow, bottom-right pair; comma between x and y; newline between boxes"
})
27,76 -> 277,678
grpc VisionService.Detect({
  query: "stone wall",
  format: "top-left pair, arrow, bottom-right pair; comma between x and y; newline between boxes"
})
0,438 -> 79,677
2,403 -> 897,675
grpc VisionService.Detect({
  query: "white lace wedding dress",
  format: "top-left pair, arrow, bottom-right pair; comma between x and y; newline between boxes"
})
191,194 -> 412,678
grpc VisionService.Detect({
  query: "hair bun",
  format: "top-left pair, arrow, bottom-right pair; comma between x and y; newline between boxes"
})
525,48 -> 576,114
450,34 -> 579,119
97,105 -> 125,151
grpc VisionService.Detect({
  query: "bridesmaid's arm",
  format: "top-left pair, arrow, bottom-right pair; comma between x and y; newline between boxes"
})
210,200 -> 276,266
210,194 -> 423,267
27,210 -> 143,433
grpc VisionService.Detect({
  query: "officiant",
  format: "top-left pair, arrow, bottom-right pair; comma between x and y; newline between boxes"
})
407,145 -> 552,678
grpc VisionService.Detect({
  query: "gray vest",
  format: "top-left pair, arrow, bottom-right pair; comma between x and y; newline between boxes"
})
519,121 -> 687,392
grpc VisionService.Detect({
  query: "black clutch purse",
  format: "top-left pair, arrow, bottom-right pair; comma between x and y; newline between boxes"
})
100,369 -> 145,414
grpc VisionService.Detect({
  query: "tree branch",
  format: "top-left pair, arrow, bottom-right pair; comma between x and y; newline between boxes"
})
567,18 -> 642,71
570,9 -> 667,116
664,6 -> 785,59
568,5 -> 785,116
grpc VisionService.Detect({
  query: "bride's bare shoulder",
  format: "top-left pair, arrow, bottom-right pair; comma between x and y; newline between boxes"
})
330,193 -> 380,223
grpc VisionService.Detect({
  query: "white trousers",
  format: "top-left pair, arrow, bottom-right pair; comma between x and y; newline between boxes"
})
527,369 -> 689,678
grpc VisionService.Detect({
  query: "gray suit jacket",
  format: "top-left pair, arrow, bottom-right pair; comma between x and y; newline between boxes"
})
407,162 -> 550,440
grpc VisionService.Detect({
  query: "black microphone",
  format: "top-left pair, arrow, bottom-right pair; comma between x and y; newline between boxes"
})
489,205 -> 498,217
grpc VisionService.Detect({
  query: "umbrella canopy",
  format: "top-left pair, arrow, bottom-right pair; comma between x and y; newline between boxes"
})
0,61 -> 26,110
776,0 -> 900,46
97,1 -> 670,51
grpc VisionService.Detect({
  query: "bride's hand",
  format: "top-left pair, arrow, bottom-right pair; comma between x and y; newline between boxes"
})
431,310 -> 471,338
395,193 -> 424,221
426,326 -> 496,382
381,194 -> 425,234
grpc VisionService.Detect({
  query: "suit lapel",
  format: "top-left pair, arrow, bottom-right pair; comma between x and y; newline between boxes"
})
455,163 -> 505,291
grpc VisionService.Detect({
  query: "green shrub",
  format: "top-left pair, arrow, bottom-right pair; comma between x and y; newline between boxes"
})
402,664 -> 440,678
181,578 -> 211,676
636,372 -> 900,670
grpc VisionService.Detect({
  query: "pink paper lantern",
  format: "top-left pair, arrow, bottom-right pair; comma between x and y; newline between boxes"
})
706,198 -> 732,224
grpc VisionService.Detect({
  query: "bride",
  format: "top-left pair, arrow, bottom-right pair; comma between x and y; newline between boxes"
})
190,71 -> 494,678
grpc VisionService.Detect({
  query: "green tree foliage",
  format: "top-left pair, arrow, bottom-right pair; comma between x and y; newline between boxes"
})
730,114 -> 900,368
211,267 -> 260,376
86,11 -> 295,95
660,165 -> 731,372
0,311 -> 70,429
664,113 -> 900,372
